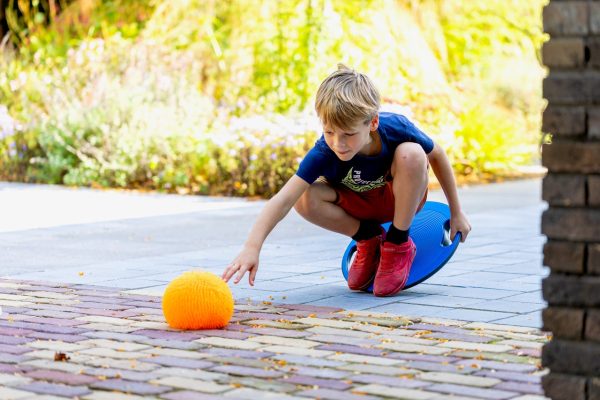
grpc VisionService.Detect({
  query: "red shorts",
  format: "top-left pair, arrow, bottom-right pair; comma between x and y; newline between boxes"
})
333,181 -> 427,223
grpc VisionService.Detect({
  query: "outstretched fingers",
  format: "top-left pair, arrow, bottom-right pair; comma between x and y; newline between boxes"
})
222,263 -> 239,282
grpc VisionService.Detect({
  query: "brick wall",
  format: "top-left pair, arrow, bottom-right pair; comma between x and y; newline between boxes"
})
541,1 -> 600,399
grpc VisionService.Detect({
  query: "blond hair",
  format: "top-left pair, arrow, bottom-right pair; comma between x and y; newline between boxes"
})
315,64 -> 380,131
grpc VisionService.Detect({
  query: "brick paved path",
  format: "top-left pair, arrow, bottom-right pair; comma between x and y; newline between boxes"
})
0,279 -> 549,400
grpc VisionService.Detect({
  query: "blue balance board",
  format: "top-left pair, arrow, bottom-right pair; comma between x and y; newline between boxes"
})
341,201 -> 461,291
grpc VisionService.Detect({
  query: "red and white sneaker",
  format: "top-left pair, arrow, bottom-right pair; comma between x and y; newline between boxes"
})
347,230 -> 384,291
373,238 -> 416,297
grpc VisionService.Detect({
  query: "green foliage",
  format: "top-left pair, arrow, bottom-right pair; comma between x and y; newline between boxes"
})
0,0 -> 548,196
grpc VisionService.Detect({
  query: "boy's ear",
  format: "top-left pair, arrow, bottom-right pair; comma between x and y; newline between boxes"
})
369,114 -> 379,131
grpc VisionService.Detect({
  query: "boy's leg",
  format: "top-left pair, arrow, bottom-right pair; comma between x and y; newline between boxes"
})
374,142 -> 428,297
293,180 -> 359,236
294,181 -> 384,290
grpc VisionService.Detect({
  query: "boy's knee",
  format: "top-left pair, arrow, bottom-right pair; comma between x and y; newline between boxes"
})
294,183 -> 332,217
392,143 -> 428,174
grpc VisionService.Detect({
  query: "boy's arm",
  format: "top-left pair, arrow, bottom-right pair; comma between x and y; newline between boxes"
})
427,142 -> 471,242
222,175 -> 310,285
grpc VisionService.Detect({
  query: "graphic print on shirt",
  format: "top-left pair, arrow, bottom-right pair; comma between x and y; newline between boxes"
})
340,167 -> 386,192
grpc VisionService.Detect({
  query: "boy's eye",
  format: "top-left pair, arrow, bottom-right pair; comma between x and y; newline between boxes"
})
345,133 -> 356,137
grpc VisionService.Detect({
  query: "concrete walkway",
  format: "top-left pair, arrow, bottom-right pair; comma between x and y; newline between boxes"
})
1,179 -> 546,328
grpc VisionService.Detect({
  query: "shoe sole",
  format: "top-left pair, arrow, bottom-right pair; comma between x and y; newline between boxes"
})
348,272 -> 376,291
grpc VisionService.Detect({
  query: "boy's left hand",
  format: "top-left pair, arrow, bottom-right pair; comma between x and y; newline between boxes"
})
450,210 -> 471,242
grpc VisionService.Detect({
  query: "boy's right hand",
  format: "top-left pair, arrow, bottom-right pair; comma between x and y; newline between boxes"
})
222,246 -> 260,286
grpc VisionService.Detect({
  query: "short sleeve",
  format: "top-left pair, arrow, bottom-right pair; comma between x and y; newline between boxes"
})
295,146 -> 329,184
380,113 -> 435,154
400,116 -> 434,154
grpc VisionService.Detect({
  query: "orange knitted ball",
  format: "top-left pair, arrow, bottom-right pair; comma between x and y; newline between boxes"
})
162,271 -> 234,330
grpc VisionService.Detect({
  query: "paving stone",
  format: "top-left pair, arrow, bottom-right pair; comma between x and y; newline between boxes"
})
269,354 -> 346,368
437,341 -> 514,353
160,391 -> 226,400
328,353 -> 404,366
243,327 -> 311,338
211,365 -> 284,378
387,353 -> 460,363
474,370 -> 541,383
309,334 -> 379,347
493,381 -> 545,395
141,347 -> 211,360
306,326 -> 376,338
15,381 -> 92,398
201,347 -> 274,359
90,379 -> 171,395
246,335 -> 320,348
83,391 -> 158,400
353,384 -> 437,399
0,344 -> 32,355
293,317 -> 358,329
426,383 -> 518,399
207,355 -> 275,369
27,332 -> 89,343
510,348 -> 540,358
77,323 -> 137,333
132,330 -> 205,341
454,359 -> 538,372
193,329 -> 251,340
284,374 -> 352,390
419,372 -> 501,387
316,343 -> 387,357
24,370 -> 98,385
338,363 -> 418,376
0,387 -> 32,399
422,332 -> 496,343
242,319 -> 312,330
281,365 -> 349,380
82,368 -> 160,382
376,342 -> 450,355
0,373 -> 31,386
19,316 -> 88,327
195,337 -> 263,350
22,359 -> 87,374
349,374 -> 431,388
79,348 -> 149,359
463,323 -> 538,334
80,357 -> 159,372
497,340 -> 545,350
405,361 -> 477,374
150,377 -> 231,393
223,387 -> 305,399
0,335 -> 34,345
77,339 -> 151,352
261,345 -> 333,357
451,351 -> 536,365
139,355 -> 213,369
27,340 -> 89,352
296,387 -> 381,400
1,354 -> 33,364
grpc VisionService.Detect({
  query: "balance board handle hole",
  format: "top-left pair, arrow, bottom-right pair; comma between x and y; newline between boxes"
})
442,220 -> 452,247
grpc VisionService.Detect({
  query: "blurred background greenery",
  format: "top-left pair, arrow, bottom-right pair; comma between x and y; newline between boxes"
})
0,0 -> 547,197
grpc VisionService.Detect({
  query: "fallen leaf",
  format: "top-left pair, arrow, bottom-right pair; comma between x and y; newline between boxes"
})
54,352 -> 70,362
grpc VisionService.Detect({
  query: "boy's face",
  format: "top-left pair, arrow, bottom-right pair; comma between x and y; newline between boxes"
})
323,115 -> 379,161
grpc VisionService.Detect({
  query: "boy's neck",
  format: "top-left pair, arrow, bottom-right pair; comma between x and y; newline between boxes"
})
359,130 -> 381,156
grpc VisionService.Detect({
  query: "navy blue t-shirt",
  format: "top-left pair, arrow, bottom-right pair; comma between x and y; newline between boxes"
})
296,112 -> 434,192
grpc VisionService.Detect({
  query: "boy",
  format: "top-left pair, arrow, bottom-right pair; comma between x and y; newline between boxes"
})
222,65 -> 471,297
